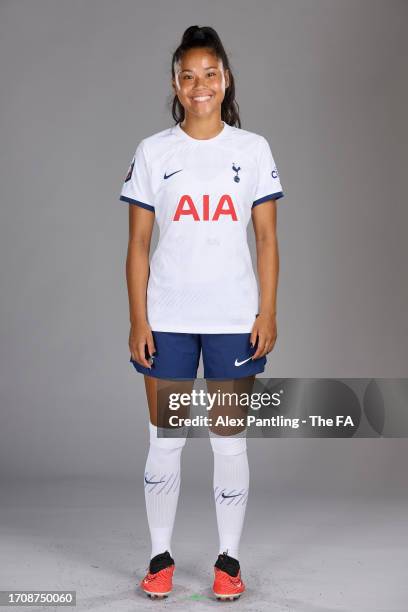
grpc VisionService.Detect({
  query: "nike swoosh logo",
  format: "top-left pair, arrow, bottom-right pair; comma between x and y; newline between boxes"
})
221,492 -> 243,499
145,477 -> 165,484
164,169 -> 183,179
234,356 -> 252,367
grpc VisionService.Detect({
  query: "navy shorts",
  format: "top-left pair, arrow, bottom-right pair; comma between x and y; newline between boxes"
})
129,331 -> 267,380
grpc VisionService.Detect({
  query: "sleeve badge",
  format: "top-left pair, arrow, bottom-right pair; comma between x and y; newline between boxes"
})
125,158 -> 135,183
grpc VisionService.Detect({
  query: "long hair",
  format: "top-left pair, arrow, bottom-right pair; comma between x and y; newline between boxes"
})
170,25 -> 241,128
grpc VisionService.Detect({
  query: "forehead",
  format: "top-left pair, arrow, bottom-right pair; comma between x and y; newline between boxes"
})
176,48 -> 222,71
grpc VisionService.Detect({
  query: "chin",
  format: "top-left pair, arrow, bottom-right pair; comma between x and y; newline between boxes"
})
190,104 -> 218,116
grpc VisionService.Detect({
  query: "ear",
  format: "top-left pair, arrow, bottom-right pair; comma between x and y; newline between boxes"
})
225,69 -> 231,89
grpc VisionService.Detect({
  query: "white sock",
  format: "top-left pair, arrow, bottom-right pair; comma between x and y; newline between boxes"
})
144,421 -> 187,559
210,430 -> 249,560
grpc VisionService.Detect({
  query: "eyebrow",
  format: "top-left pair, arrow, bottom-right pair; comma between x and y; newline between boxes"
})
180,66 -> 219,73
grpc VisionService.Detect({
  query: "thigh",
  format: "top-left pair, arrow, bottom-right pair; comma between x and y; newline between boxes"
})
201,332 -> 267,380
206,376 -> 255,435
144,375 -> 196,427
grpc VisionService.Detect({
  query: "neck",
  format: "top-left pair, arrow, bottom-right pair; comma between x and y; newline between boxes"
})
180,115 -> 224,140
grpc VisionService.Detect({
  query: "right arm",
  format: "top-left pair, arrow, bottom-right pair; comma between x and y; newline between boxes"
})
126,204 -> 156,369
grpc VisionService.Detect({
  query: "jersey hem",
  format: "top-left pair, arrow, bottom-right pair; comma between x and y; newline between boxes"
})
146,322 -> 255,334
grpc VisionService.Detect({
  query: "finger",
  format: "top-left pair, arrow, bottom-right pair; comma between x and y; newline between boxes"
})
259,337 -> 271,357
267,337 -> 277,353
129,345 -> 137,361
137,342 -> 152,368
263,339 -> 274,355
250,328 -> 259,351
146,334 -> 156,360
265,341 -> 273,355
252,336 -> 267,359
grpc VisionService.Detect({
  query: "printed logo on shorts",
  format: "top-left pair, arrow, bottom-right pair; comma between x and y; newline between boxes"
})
234,356 -> 252,367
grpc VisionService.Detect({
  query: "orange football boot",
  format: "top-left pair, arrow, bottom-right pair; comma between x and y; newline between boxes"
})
140,550 -> 175,599
212,551 -> 245,601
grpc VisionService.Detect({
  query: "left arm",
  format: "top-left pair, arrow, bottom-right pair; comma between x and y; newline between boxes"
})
250,199 -> 279,359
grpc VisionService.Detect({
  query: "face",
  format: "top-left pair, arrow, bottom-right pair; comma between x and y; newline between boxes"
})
172,47 -> 230,119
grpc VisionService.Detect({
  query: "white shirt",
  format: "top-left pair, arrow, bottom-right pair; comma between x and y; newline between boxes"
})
119,121 -> 285,333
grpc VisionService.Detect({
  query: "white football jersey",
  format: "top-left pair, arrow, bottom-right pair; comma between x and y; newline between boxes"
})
119,121 -> 285,333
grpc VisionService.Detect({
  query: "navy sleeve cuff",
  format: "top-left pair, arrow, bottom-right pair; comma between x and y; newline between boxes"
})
119,195 -> 155,212
252,191 -> 284,208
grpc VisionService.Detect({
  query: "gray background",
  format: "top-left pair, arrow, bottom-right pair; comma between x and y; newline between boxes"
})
0,1 -> 407,610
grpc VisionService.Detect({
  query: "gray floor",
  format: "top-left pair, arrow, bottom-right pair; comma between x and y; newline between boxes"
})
1,477 -> 407,612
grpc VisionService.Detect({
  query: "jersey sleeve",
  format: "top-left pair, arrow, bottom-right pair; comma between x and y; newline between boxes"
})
119,140 -> 155,212
252,136 -> 285,208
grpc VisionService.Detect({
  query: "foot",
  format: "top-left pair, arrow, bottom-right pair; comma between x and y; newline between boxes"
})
140,550 -> 175,599
212,551 -> 245,601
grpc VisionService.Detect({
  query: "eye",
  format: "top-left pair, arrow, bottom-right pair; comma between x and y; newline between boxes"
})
207,71 -> 216,77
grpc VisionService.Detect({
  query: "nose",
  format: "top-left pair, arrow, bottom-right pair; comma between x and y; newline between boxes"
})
194,74 -> 209,87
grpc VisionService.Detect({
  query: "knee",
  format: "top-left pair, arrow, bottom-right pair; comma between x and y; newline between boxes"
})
209,430 -> 247,456
149,421 -> 187,452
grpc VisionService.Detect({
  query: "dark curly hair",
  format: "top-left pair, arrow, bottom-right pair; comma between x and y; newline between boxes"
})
170,25 -> 241,128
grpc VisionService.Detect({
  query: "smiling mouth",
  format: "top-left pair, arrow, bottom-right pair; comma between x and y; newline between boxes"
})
191,95 -> 214,102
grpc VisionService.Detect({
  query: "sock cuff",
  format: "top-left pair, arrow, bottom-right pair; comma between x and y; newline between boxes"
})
149,420 -> 188,449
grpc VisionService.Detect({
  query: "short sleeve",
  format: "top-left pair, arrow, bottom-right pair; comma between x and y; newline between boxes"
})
119,141 -> 155,212
252,137 -> 285,208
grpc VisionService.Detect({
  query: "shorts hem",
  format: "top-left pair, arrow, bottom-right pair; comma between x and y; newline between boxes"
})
144,372 -> 196,380
130,359 -> 196,380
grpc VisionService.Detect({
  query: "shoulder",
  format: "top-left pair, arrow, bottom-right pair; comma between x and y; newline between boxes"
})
137,126 -> 178,158
226,124 -> 269,152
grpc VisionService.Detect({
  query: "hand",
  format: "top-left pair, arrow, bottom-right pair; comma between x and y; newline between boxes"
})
250,312 -> 277,360
129,320 -> 156,369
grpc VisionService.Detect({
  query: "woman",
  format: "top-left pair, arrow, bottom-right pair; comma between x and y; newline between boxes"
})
119,25 -> 285,601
